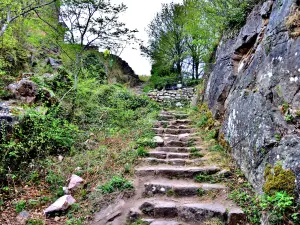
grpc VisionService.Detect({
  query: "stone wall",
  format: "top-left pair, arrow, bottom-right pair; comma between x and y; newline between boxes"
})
147,88 -> 196,105
204,0 -> 300,195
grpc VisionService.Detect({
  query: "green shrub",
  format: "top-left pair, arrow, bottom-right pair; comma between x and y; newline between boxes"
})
98,176 -> 133,194
0,108 -> 78,185
229,189 -> 261,224
260,191 -> 295,224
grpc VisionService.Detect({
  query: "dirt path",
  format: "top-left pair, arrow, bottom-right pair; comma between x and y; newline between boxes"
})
92,110 -> 246,225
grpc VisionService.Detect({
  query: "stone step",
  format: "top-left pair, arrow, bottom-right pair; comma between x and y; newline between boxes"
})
167,125 -> 189,129
153,128 -> 196,135
155,147 -> 202,153
162,135 -> 200,143
134,200 -> 245,225
140,158 -> 204,166
135,166 -> 220,178
144,179 -> 227,197
164,140 -> 190,147
154,120 -> 192,128
149,152 -> 191,159
159,113 -> 189,120
158,114 -> 175,120
141,219 -> 181,225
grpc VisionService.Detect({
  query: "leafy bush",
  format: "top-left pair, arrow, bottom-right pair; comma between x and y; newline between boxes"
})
0,108 -> 78,185
75,83 -> 160,130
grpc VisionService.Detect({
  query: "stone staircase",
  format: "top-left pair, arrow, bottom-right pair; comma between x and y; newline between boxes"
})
128,111 -> 246,225
92,110 -> 246,225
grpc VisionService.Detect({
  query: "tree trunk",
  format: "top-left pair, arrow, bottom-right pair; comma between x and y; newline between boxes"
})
195,61 -> 200,79
71,53 -> 81,120
192,61 -> 195,80
176,61 -> 182,80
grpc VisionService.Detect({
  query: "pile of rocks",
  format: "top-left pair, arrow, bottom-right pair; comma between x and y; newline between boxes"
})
147,88 -> 195,104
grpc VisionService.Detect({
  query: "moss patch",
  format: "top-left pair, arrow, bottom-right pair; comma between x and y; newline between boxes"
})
263,164 -> 296,196
286,4 -> 300,38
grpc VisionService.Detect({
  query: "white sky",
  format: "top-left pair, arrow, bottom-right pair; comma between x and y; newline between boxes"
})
112,0 -> 183,75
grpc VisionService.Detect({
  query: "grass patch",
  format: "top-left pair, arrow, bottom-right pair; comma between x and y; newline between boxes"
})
136,147 -> 150,157
98,176 -> 133,194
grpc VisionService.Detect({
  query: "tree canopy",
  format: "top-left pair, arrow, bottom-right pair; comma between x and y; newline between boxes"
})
143,0 -> 261,84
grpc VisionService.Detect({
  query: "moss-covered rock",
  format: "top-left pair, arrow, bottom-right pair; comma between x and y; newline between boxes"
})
263,164 -> 296,196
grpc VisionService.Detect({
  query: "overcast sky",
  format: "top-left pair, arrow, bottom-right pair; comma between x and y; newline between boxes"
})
112,0 -> 183,75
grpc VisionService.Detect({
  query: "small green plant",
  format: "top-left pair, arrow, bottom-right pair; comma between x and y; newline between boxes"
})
205,129 -> 217,141
209,144 -> 224,152
166,188 -> 175,197
190,148 -> 204,158
136,147 -> 150,157
27,219 -> 45,225
98,176 -> 133,194
195,174 -> 213,183
66,218 -> 83,225
15,200 -> 26,213
128,220 -> 150,225
282,103 -> 289,114
229,190 -> 261,225
197,188 -> 206,197
274,134 -> 281,142
124,164 -> 131,174
197,114 -> 209,127
285,114 -> 293,122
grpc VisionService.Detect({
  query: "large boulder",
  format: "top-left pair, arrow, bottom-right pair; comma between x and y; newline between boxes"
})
7,79 -> 38,104
7,79 -> 56,105
205,0 -> 300,195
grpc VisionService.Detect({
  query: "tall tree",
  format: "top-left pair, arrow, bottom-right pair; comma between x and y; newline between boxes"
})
145,3 -> 187,78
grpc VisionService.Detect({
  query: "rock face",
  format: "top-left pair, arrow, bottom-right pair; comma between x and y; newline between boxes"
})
205,0 -> 300,194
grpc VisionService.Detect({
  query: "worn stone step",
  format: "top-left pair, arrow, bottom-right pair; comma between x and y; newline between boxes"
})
163,135 -> 200,143
155,147 -> 202,153
153,128 -> 195,135
164,140 -> 190,147
144,179 -> 227,197
149,152 -> 190,159
167,125 -> 190,129
140,158 -> 204,166
154,120 -> 191,128
135,166 -> 220,178
158,114 -> 175,120
142,219 -> 181,225
159,113 -> 189,119
136,200 -> 245,225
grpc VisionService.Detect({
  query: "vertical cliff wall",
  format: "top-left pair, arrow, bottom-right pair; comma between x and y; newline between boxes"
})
205,0 -> 300,194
